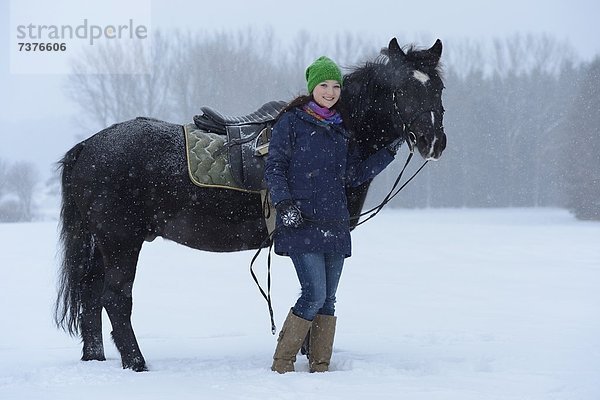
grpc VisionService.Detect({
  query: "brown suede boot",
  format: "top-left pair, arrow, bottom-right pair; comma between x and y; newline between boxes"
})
309,314 -> 337,373
271,310 -> 312,373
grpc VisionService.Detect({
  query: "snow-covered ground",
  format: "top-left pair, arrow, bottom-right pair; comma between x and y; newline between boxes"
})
0,208 -> 598,400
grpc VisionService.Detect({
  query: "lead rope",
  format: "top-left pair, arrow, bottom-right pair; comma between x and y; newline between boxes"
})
251,149 -> 428,334
355,158 -> 429,226
353,151 -> 414,224
249,228 -> 278,334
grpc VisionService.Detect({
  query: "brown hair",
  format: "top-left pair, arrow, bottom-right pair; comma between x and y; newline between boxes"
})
276,94 -> 347,122
277,94 -> 312,117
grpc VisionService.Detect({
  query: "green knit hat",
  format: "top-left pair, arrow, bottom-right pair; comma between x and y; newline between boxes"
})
305,56 -> 343,94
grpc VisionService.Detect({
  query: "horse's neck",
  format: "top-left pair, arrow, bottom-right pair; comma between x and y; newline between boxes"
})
341,83 -> 393,157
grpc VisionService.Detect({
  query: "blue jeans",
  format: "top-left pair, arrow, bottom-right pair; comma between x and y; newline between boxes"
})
289,252 -> 345,321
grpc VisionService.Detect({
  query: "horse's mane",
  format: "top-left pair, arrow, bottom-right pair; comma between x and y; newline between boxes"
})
353,44 -> 444,79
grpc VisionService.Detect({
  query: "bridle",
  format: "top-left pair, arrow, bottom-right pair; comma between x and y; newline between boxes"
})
392,90 -> 443,154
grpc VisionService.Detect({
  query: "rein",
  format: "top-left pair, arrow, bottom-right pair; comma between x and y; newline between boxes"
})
250,147 -> 428,334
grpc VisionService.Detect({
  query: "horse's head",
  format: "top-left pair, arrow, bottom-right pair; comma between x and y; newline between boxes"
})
342,38 -> 447,160
383,38 -> 446,160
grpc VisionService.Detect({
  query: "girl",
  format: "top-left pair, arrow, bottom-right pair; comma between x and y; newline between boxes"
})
265,56 -> 400,373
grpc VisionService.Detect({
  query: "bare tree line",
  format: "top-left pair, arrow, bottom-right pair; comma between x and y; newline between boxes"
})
64,28 -> 381,130
0,159 -> 37,222
61,29 -> 598,219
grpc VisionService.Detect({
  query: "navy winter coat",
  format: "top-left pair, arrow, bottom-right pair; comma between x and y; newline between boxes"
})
265,107 -> 395,257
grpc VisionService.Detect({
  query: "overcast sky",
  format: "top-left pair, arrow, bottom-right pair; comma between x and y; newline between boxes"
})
1,0 -> 599,123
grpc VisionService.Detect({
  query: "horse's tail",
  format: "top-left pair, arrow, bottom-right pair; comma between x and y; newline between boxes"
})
55,142 -> 90,336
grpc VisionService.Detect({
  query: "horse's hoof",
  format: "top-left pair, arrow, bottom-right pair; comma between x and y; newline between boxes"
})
127,364 -> 148,372
127,363 -> 148,372
122,357 -> 148,372
82,341 -> 106,361
81,354 -> 106,362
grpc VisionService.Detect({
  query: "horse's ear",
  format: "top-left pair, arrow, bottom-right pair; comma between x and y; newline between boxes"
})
388,38 -> 406,61
428,39 -> 443,64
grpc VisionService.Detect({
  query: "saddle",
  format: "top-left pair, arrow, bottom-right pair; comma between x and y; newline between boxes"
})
192,100 -> 286,192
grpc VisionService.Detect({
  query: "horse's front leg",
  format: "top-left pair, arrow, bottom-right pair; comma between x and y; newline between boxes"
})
99,239 -> 147,371
80,244 -> 106,361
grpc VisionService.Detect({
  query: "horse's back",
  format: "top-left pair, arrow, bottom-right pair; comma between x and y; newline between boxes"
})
80,117 -> 185,173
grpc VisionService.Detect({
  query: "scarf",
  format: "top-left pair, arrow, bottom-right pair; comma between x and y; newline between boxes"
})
303,101 -> 343,125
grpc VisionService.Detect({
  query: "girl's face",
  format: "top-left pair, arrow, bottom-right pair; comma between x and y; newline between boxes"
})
312,80 -> 341,109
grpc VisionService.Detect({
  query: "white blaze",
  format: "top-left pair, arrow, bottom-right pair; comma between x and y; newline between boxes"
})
413,70 -> 430,85
427,136 -> 438,160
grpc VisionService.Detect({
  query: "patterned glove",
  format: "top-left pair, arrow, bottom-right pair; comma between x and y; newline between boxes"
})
276,200 -> 303,228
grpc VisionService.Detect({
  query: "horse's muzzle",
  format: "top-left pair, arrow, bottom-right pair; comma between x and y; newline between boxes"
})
418,131 -> 446,161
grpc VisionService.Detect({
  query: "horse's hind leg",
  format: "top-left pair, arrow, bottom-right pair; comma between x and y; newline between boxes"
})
98,238 -> 147,371
80,243 -> 106,361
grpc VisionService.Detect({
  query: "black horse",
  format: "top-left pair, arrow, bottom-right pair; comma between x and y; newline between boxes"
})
55,38 -> 446,371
